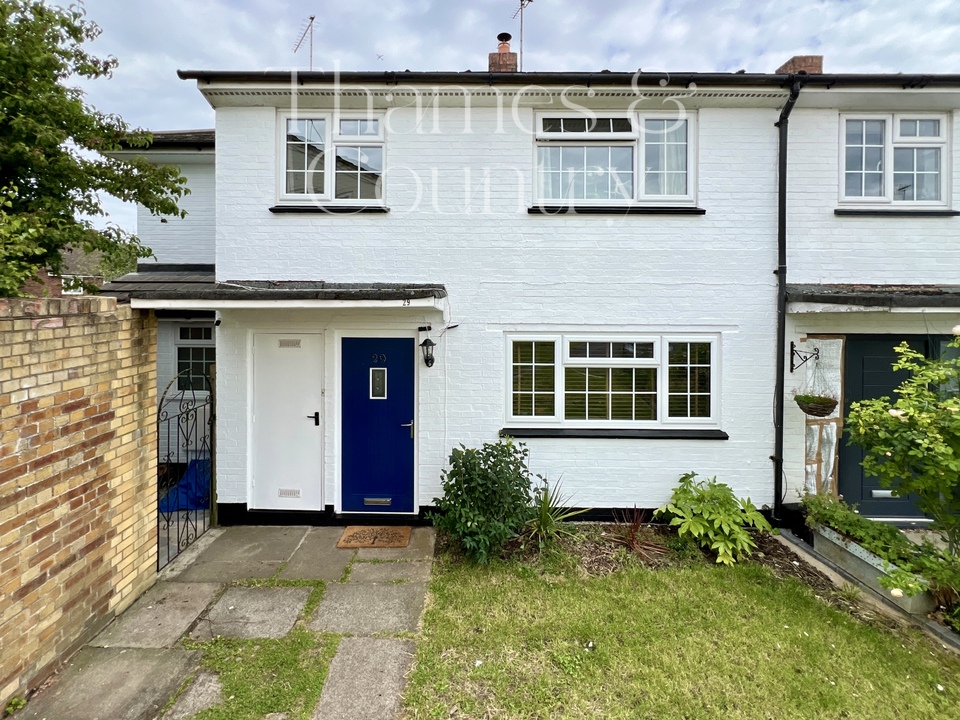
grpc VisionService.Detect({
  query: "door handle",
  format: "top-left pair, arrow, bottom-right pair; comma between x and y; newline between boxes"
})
401,420 -> 413,438
307,412 -> 320,426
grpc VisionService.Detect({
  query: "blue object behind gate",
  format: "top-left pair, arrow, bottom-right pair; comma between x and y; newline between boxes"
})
158,458 -> 211,512
342,337 -> 415,512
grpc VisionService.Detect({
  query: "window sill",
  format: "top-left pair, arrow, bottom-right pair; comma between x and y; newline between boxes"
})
834,208 -> 960,217
527,205 -> 706,216
499,427 -> 728,440
268,205 -> 390,214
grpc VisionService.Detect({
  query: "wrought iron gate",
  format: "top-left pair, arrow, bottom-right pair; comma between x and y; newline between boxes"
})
157,370 -> 214,570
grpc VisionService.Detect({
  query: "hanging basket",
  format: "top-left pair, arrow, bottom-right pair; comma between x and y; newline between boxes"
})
794,394 -> 838,417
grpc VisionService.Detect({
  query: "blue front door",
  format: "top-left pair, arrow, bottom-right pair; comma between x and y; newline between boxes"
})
341,337 -> 415,512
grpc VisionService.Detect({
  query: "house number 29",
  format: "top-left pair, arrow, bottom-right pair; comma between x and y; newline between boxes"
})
371,354 -> 387,363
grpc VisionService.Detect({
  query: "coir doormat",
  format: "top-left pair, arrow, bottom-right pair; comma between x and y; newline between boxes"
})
337,526 -> 412,549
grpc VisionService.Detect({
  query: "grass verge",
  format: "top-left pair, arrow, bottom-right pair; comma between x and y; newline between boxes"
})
183,628 -> 339,720
403,546 -> 960,720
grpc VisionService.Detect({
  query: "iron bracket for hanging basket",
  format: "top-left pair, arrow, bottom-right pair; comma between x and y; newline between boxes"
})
790,341 -> 820,373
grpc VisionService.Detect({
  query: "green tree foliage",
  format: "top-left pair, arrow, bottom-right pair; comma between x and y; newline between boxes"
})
846,337 -> 960,554
0,1 -> 187,296
0,185 -> 44,295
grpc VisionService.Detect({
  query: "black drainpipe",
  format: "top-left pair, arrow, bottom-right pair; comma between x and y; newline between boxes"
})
772,77 -> 805,522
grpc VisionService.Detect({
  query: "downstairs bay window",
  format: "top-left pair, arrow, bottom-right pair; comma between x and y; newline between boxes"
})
507,335 -> 718,428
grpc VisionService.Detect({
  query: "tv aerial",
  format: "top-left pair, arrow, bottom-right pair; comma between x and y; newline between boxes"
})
512,0 -> 535,71
294,15 -> 317,70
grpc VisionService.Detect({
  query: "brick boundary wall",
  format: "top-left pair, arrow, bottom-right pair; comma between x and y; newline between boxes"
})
0,297 -> 158,706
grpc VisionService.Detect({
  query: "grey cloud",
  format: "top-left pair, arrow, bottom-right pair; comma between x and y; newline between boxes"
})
70,0 -> 960,237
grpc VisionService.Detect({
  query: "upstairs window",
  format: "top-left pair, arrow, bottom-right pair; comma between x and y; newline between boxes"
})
507,334 -> 718,427
535,114 -> 695,205
281,115 -> 384,203
842,114 -> 947,205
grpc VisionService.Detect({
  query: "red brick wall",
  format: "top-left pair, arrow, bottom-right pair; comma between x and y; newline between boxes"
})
0,297 -> 157,705
18,269 -> 63,299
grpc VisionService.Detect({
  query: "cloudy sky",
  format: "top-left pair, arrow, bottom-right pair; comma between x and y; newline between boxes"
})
75,0 -> 960,231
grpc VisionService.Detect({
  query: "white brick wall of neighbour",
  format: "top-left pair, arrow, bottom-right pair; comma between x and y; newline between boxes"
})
787,110 -> 960,284
137,163 -> 215,264
211,106 -> 782,509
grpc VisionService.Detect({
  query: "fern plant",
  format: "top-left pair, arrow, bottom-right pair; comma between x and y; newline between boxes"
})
655,472 -> 771,565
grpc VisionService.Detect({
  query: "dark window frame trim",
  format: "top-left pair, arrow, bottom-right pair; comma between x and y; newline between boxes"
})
500,428 -> 728,440
269,205 -> 390,214
834,208 -> 960,217
528,205 -> 706,215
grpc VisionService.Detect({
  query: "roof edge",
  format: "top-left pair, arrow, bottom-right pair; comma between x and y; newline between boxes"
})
118,129 -> 215,151
176,69 -> 960,89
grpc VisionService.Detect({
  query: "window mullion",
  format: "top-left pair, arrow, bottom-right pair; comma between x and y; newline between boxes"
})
556,342 -> 564,421
885,118 -> 895,201
326,118 -> 335,197
658,341 -> 667,425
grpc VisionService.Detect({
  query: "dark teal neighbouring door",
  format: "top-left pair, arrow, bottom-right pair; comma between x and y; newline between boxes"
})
839,336 -> 926,519
341,337 -> 415,512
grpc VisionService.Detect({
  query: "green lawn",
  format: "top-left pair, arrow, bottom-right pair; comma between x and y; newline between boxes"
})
403,539 -> 960,720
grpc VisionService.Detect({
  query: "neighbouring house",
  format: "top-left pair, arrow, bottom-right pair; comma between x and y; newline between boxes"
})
102,39 -> 960,525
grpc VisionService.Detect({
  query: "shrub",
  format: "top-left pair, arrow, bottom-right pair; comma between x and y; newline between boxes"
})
845,337 -> 960,554
654,472 -> 771,565
802,493 -> 960,604
801,493 -> 915,559
431,439 -> 535,563
606,506 -> 670,563
521,478 -> 588,551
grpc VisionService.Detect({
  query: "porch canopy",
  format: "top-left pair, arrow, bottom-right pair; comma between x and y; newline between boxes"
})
787,284 -> 960,313
102,267 -> 447,311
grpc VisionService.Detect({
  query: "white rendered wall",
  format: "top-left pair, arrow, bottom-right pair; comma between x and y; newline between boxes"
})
212,105 -> 783,509
137,162 -> 216,264
787,109 -> 960,284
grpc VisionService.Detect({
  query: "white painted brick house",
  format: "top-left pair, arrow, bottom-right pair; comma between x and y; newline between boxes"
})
105,46 -> 960,524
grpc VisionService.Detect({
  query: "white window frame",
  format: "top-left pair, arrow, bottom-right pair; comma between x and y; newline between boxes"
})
505,332 -> 720,429
277,111 -> 386,205
534,112 -> 697,206
838,112 -> 950,207
175,323 -> 215,394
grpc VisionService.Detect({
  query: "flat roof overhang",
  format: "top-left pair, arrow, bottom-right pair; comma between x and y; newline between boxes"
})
130,296 -> 445,311
101,270 -> 447,311
787,284 -> 960,314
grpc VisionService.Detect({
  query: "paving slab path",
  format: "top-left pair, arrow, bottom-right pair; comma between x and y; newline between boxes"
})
190,586 -> 312,640
311,638 -> 415,720
91,582 -> 220,649
19,647 -> 200,720
17,525 -> 434,720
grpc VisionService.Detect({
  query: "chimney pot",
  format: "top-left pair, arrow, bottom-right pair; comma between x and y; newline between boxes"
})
776,55 -> 823,75
489,32 -> 518,72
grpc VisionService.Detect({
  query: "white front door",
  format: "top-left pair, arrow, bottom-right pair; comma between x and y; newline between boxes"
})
251,333 -> 323,510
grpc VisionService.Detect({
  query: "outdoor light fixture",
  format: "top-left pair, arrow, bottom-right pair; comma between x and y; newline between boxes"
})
419,337 -> 436,367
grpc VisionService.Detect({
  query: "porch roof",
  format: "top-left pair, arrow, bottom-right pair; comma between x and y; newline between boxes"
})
787,284 -> 960,311
101,268 -> 447,310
